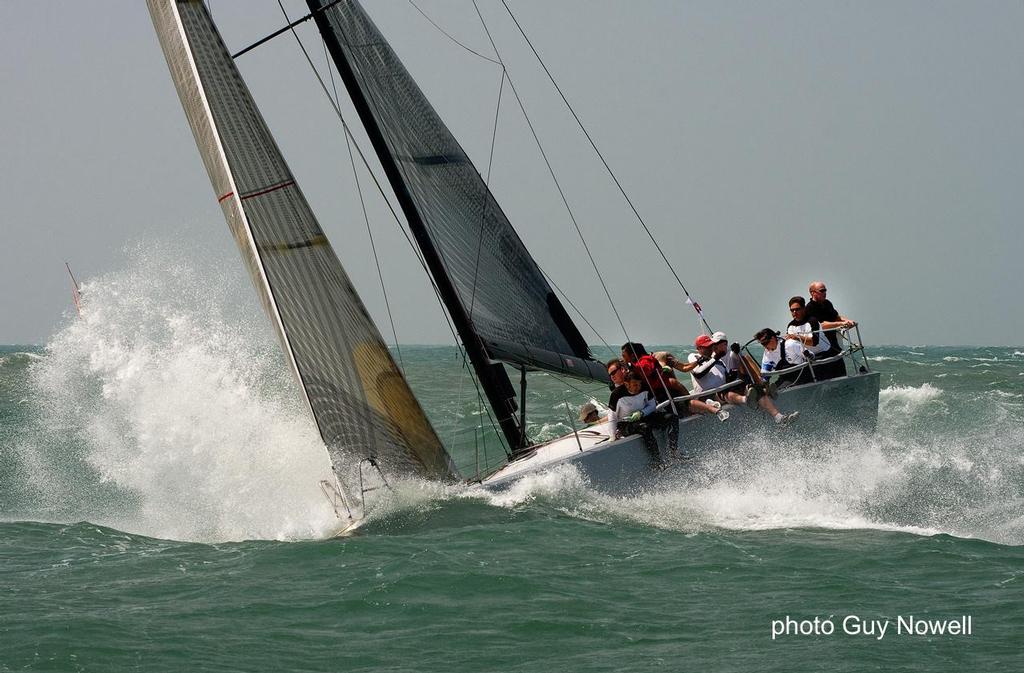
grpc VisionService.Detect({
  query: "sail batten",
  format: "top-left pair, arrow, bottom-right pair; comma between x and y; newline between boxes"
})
149,0 -> 457,483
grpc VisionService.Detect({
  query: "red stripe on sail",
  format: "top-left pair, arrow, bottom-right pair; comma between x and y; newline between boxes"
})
240,180 -> 295,201
217,191 -> 234,203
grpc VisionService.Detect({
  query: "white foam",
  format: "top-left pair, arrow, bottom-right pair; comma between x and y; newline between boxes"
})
473,463 -> 590,509
869,355 -> 926,366
23,244 -> 340,543
462,414 -> 1023,545
879,383 -> 943,407
20,243 -> 1020,546
469,433 -> 954,539
0,351 -> 43,366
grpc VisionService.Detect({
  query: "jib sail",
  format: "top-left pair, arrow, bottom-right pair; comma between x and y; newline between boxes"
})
148,0 -> 457,482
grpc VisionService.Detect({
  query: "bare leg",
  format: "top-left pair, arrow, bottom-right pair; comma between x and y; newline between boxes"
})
723,391 -> 746,406
758,396 -> 781,417
689,399 -> 718,415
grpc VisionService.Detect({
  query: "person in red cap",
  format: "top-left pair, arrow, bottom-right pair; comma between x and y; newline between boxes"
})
687,332 -> 796,425
618,342 -> 726,459
621,342 -> 724,418
687,334 -> 732,397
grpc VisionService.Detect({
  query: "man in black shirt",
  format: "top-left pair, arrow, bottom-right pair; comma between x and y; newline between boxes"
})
805,282 -> 853,379
806,281 -> 856,330
606,358 -> 631,411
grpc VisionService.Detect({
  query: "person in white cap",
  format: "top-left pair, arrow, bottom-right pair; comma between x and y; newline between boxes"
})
709,331 -> 798,425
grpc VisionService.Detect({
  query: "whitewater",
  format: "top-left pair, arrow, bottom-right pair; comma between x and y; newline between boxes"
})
2,248 -> 1021,672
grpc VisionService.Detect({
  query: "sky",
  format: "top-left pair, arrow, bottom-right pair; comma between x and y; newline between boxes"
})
1,1 -> 1021,347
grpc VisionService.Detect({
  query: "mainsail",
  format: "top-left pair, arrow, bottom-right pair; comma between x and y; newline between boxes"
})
308,0 -> 608,449
148,0 -> 457,482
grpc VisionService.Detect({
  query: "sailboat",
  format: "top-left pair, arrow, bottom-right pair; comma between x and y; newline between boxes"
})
148,0 -> 879,527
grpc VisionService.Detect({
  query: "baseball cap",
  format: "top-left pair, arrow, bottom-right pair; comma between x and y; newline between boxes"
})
710,331 -> 728,344
694,334 -> 713,348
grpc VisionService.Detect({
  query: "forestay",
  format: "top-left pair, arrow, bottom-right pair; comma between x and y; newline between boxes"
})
148,0 -> 457,481
308,0 -> 606,382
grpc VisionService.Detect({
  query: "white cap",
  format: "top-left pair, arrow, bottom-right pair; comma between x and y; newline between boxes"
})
710,331 -> 728,343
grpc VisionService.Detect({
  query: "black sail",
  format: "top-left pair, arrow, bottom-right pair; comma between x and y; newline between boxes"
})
307,0 -> 606,385
148,0 -> 457,482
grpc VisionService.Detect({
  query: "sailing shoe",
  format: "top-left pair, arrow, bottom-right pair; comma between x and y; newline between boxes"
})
777,411 -> 800,426
745,385 -> 762,409
706,399 -> 723,412
717,410 -> 730,422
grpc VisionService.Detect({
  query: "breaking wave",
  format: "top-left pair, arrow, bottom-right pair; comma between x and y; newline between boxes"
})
465,381 -> 1024,546
879,382 -> 944,411
10,244 -> 339,543
6,244 -> 1022,547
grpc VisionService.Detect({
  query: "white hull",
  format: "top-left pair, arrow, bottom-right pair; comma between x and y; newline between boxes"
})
481,371 -> 881,496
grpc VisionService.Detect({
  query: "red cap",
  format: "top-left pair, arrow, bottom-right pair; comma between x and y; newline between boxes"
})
694,334 -> 714,348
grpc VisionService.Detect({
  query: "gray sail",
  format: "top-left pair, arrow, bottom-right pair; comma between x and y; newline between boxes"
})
308,0 -> 606,383
148,0 -> 457,481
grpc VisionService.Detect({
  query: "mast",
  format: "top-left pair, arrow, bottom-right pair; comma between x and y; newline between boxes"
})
309,3 -> 525,451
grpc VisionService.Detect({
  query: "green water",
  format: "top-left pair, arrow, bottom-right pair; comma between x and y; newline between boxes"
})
3,516 -> 1022,672
2,340 -> 1022,671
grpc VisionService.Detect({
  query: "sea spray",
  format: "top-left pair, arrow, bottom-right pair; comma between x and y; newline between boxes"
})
465,383 -> 1023,545
4,244 -> 1023,547
15,244 -> 340,542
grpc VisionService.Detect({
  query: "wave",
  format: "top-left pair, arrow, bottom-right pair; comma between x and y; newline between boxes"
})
421,378 -> 1023,546
0,351 -> 44,367
879,383 -> 943,414
8,242 -> 1021,547
11,243 -> 340,543
452,423 -> 1023,546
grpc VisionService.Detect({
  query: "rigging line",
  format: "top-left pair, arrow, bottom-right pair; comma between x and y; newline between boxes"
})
327,11 -> 516,453
459,353 -> 510,461
499,0 -> 712,333
468,69 -> 506,320
537,265 -> 613,354
547,371 -> 608,401
232,0 -> 346,58
320,37 -> 407,371
407,0 -> 502,65
278,2 -> 507,457
471,0 -> 633,346
453,344 -> 468,452
405,0 -> 599,382
324,4 -> 475,357
276,0 -> 454,348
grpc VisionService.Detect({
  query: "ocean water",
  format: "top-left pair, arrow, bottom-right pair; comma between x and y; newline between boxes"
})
2,254 -> 1022,671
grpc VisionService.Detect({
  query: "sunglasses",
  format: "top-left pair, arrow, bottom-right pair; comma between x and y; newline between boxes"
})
608,367 -> 622,376
811,288 -> 827,293
789,306 -> 804,312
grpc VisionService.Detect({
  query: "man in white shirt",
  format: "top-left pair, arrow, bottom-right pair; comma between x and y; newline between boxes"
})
707,331 -> 796,425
